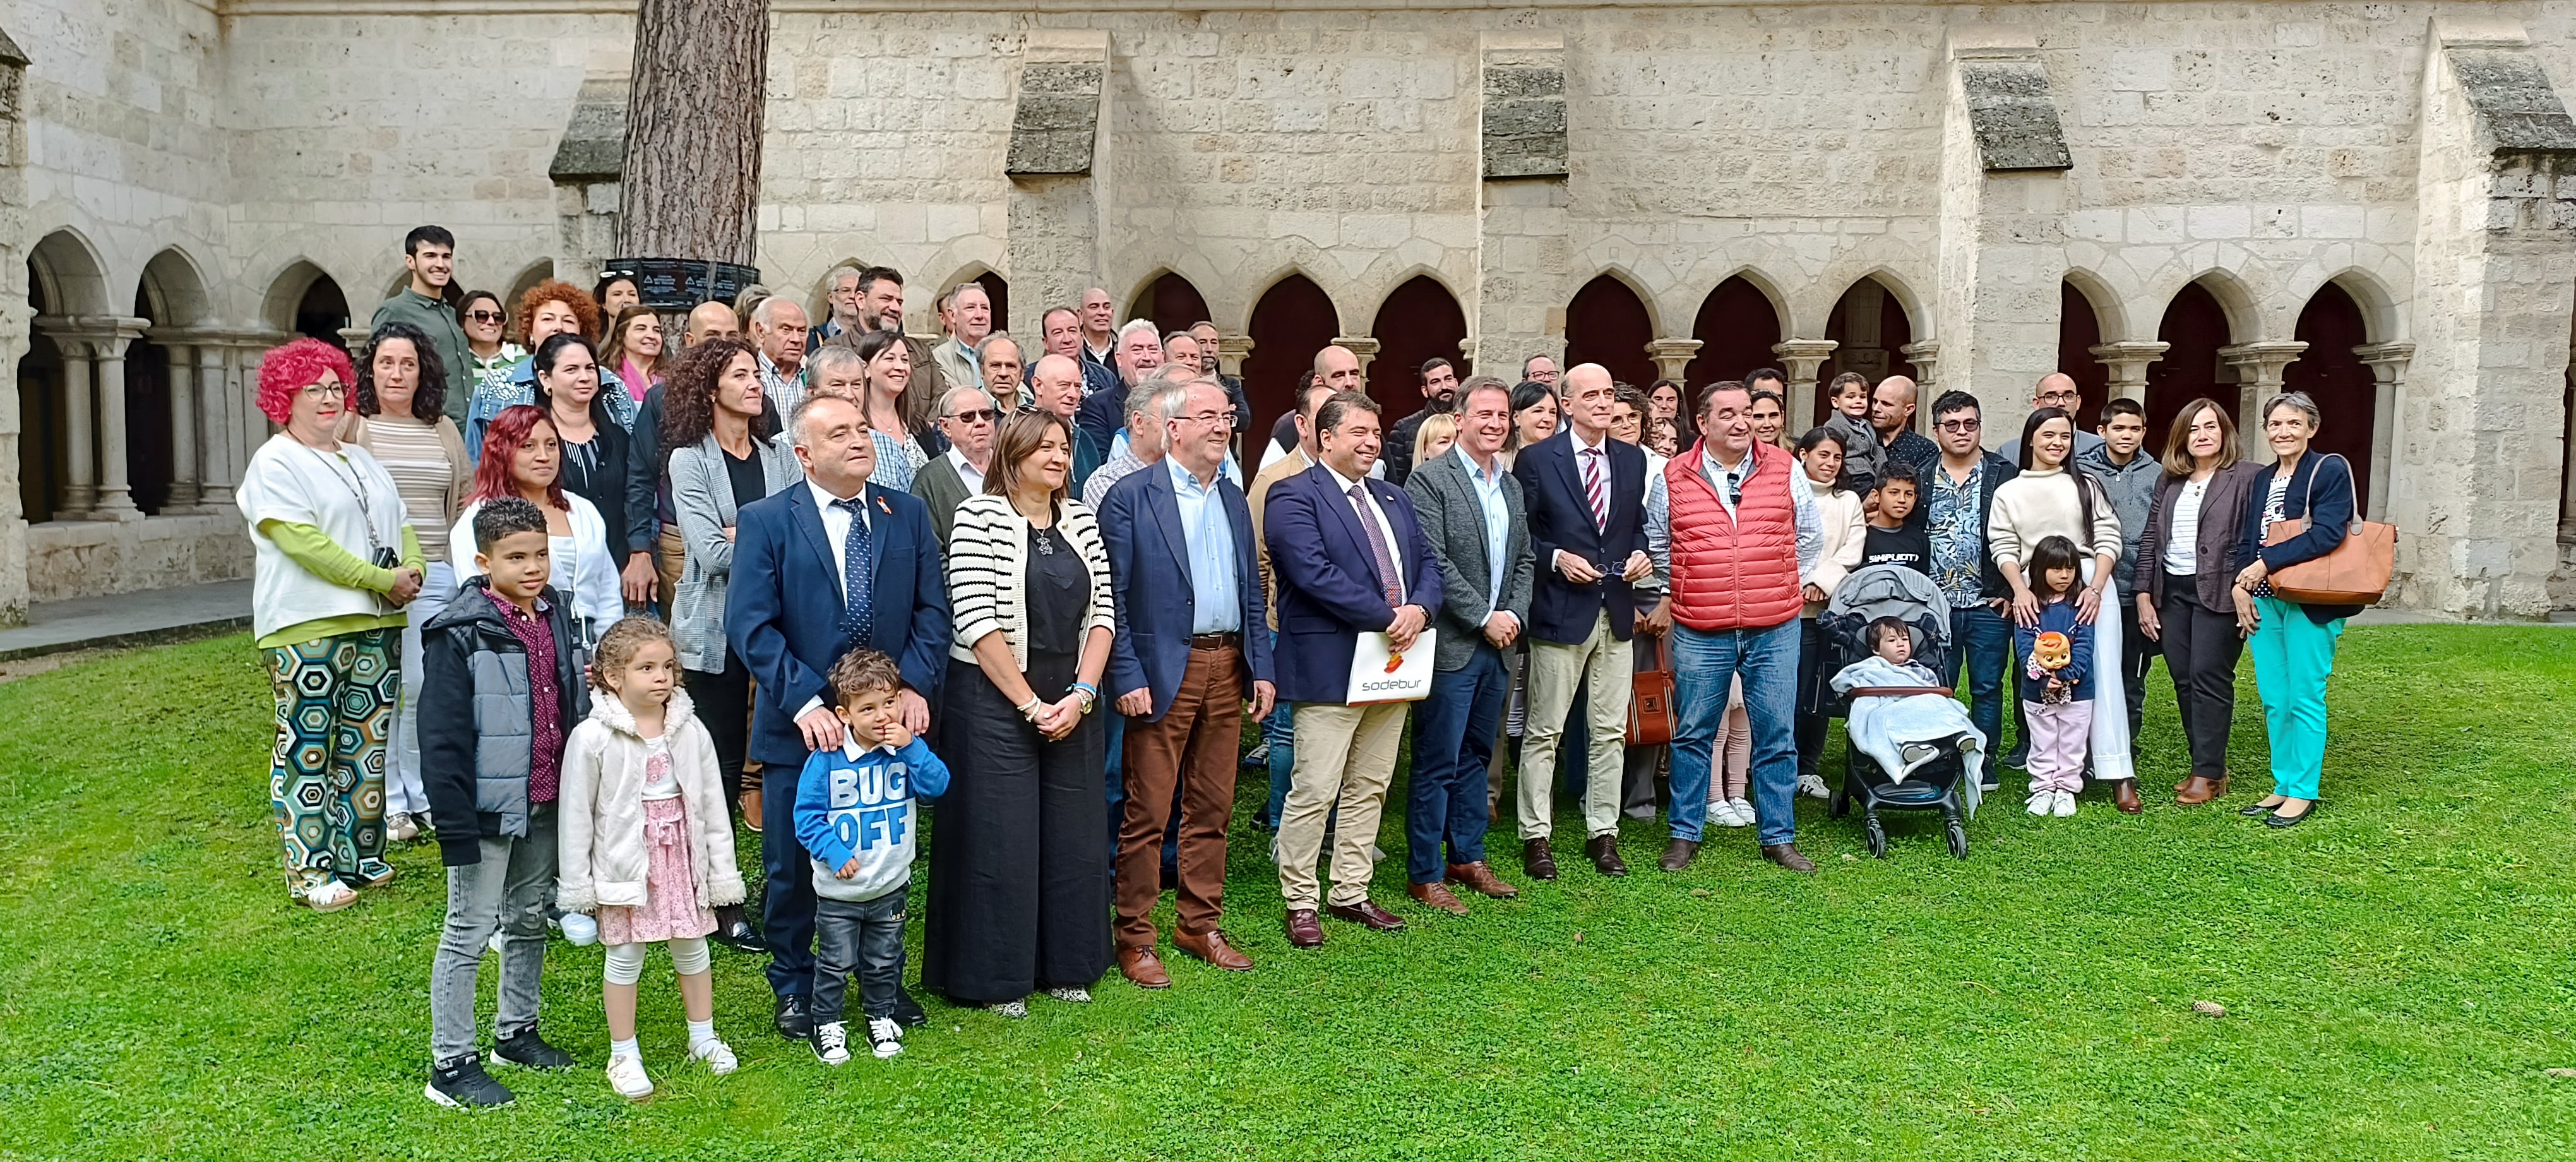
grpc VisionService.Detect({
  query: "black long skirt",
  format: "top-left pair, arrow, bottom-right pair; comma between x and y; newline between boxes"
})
920,650 -> 1111,1004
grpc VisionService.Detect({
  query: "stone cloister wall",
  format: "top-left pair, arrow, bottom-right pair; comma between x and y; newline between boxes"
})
4,1 -> 2575,620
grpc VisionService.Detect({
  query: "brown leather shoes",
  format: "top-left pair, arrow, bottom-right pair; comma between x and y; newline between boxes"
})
1522,838 -> 1558,881
1173,927 -> 1253,971
1657,838 -> 1700,872
1407,880 -> 1470,915
1445,860 -> 1519,899
1118,945 -> 1171,990
1284,908 -> 1324,948
1325,899 -> 1407,931
1760,842 -> 1816,873
1584,834 -> 1628,877
2176,774 -> 2230,806
2113,779 -> 2144,815
739,788 -> 763,832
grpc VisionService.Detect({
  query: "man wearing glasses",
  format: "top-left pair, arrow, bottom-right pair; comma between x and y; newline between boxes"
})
909,385 -> 1000,549
1996,373 -> 2105,462
1925,390 -> 2023,787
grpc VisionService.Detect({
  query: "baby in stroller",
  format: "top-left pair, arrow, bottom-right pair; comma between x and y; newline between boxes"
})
1830,616 -> 1989,791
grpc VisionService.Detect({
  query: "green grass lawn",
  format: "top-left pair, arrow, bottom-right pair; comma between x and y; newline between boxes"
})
3,627 -> 2574,1161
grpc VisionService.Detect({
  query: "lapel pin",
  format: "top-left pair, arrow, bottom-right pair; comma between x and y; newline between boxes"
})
877,496 -> 892,515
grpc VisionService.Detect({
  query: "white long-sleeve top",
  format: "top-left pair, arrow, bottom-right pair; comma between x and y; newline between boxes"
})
1985,465 -> 2125,574
1805,484 -> 1869,615
448,493 -> 624,640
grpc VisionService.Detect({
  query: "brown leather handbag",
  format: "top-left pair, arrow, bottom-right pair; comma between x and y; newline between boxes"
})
2263,453 -> 2395,606
1626,633 -> 1677,746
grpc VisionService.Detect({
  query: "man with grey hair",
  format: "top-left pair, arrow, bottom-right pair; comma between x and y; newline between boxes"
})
1085,375 -> 1188,510
1028,352 -> 1104,496
806,342 -> 869,405
911,385 -> 1001,548
750,296 -> 812,414
976,333 -> 1025,414
807,265 -> 866,353
933,282 -> 994,393
1077,318 -> 1169,454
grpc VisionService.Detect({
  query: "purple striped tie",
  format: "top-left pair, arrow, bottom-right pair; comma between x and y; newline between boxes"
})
1582,447 -> 1607,531
1349,482 -> 1404,606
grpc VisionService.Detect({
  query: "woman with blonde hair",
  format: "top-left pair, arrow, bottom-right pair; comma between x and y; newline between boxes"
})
1411,412 -> 1458,470
2133,397 -> 2264,806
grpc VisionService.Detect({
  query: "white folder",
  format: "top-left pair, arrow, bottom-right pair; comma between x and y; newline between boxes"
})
1346,628 -> 1437,704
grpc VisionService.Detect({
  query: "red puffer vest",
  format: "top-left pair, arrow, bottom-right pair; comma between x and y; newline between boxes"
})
1666,441 -> 1803,632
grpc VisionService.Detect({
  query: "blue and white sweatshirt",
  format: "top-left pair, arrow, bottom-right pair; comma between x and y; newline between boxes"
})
792,736 -> 951,903
2012,597 -> 2096,702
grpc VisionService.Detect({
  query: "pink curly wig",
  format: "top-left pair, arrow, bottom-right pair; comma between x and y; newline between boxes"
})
256,337 -> 358,425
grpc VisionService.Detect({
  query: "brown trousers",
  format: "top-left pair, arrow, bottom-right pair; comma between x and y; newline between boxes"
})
655,525 -> 685,623
1116,644 -> 1245,947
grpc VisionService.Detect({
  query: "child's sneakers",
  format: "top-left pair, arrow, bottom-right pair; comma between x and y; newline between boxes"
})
689,1036 -> 739,1075
1727,798 -> 1756,826
605,1053 -> 653,1100
426,1053 -> 515,1108
492,1027 -> 575,1070
811,1021 -> 851,1066
2025,791 -> 2052,817
2052,790 -> 2078,818
867,1017 -> 904,1059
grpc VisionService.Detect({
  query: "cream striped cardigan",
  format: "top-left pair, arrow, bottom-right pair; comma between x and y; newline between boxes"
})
946,493 -> 1116,669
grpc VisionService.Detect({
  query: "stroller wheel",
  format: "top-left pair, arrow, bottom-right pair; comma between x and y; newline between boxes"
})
1829,781 -> 1851,820
1946,815 -> 1969,861
1864,813 -> 1888,859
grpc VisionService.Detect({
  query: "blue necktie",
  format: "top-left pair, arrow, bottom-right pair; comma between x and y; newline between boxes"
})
835,496 -> 873,644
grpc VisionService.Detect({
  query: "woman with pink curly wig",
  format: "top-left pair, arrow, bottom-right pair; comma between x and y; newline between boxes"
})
235,337 -> 429,912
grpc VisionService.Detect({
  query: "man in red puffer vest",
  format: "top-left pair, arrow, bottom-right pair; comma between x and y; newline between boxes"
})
1644,381 -> 1823,874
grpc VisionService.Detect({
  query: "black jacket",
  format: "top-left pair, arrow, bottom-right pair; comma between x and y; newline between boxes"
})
554,400 -> 648,562
419,577 -> 590,866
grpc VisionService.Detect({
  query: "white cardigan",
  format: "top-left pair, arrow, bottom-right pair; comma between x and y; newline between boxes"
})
1987,465 -> 2125,573
946,493 -> 1116,669
1804,484 -> 1868,616
554,687 -> 746,914
449,493 -> 624,638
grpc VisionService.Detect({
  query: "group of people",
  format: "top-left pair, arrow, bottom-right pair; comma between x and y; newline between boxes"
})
233,224 -> 2365,1109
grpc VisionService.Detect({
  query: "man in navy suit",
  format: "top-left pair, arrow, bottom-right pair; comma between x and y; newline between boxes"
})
1099,378 -> 1276,988
1511,364 -> 1653,880
1263,391 -> 1443,949
727,393 -> 950,1041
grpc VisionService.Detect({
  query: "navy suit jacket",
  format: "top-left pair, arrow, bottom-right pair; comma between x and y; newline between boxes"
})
1513,428 -> 1649,645
2236,450 -> 2364,625
1099,462 -> 1275,721
1263,462 -> 1445,705
726,480 -> 951,767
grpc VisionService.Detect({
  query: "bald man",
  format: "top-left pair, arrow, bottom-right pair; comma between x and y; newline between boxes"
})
684,301 -> 742,347
1996,373 -> 2105,463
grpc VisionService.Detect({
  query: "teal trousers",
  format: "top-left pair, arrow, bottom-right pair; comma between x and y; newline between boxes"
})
2248,595 -> 2343,801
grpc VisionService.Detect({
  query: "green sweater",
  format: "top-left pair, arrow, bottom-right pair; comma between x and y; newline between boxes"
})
254,521 -> 424,648
369,287 -> 475,427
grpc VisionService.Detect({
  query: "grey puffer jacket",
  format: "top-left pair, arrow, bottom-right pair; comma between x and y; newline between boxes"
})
419,576 -> 591,866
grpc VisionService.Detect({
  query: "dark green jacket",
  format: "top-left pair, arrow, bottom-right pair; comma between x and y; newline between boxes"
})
369,287 -> 475,426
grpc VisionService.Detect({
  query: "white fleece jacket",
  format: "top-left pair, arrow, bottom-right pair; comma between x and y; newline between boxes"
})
1985,465 -> 2125,573
555,687 -> 747,915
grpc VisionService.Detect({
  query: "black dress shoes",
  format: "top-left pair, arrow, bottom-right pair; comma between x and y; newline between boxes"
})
891,986 -> 929,1027
773,993 -> 811,1040
1584,834 -> 1628,877
1522,837 -> 1559,881
712,906 -> 765,953
1657,838 -> 1700,873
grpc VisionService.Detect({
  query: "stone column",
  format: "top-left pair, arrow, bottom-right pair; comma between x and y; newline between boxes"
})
1215,332 -> 1254,381
2090,340 -> 2168,404
1645,337 -> 1702,386
86,316 -> 150,520
1899,341 -> 1943,433
2217,341 -> 2307,436
1769,338 -> 1837,426
158,337 -> 201,511
36,320 -> 96,516
2353,342 -> 2414,521
194,342 -> 235,506
338,326 -> 373,364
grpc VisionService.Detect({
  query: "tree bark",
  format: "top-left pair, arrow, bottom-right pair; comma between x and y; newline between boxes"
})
618,0 -> 768,265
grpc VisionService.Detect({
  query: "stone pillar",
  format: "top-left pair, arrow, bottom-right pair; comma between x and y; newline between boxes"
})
86,316 -> 150,520
1645,337 -> 1702,386
2217,341 -> 2307,437
1476,32 -> 1571,381
1005,32 -> 1111,331
0,29 -> 33,625
37,321 -> 95,516
194,342 -> 235,506
1215,332 -> 1254,381
1933,30 -> 2075,414
2353,342 -> 2414,522
158,338 -> 201,511
1899,341 -> 1943,433
2090,340 -> 2168,404
1770,338 -> 1837,426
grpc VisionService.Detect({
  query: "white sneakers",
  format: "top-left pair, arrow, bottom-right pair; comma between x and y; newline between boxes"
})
2025,791 -> 2053,817
605,1054 -> 653,1099
1042,986 -> 1092,1004
867,1017 -> 904,1059
2030,789 -> 2079,817
1797,773 -> 1832,800
387,812 -> 422,843
689,1037 -> 737,1075
813,1021 -> 851,1066
1707,798 -> 1756,828
2052,789 -> 2077,818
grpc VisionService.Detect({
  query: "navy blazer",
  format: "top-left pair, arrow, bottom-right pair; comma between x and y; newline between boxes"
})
726,480 -> 952,767
1099,461 -> 1275,721
1263,462 -> 1446,705
2236,450 -> 2363,624
1512,428 -> 1649,645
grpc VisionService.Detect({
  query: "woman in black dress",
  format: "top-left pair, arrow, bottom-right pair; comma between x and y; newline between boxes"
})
922,411 -> 1117,1015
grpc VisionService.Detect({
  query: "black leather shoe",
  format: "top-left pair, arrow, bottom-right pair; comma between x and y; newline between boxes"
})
773,993 -> 811,1041
1584,834 -> 1628,877
712,906 -> 765,953
2239,800 -> 2282,818
891,986 -> 929,1028
1522,837 -> 1558,882
2264,801 -> 2318,829
1657,838 -> 1700,873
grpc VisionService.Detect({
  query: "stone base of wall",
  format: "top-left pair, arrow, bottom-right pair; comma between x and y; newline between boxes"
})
27,515 -> 251,604
2549,539 -> 2576,611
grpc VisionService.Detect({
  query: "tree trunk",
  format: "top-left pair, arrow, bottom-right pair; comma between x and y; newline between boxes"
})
618,0 -> 768,265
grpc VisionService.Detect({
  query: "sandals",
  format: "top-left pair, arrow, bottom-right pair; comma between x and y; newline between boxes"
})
301,878 -> 359,913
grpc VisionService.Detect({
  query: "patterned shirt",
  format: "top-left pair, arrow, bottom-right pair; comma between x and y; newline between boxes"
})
1927,458 -> 1986,609
760,351 -> 808,416
486,588 -> 564,805
1882,428 -> 1940,475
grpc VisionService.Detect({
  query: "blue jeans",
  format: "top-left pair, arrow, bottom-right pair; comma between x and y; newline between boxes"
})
1669,619 -> 1801,845
1103,712 -> 1128,858
1945,604 -> 2011,781
812,887 -> 907,1026
1406,645 -> 1508,883
1263,631 -> 1295,829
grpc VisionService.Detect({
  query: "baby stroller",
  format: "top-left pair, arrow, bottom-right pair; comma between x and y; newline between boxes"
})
1817,564 -> 1976,860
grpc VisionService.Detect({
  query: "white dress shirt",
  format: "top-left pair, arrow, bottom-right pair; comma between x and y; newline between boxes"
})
946,446 -> 986,496
1321,460 -> 1404,597
799,478 -> 879,721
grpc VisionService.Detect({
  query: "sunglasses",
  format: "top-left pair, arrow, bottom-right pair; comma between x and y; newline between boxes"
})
465,310 -> 504,323
1937,418 -> 1980,433
945,409 -> 998,425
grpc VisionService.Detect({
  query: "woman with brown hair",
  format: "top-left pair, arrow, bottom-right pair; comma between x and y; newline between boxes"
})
2134,397 -> 2264,806
467,280 -> 629,454
599,306 -> 668,405
922,410 -> 1116,1016
814,329 -> 934,491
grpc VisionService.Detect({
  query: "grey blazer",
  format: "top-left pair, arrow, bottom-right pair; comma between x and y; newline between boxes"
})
1405,448 -> 1535,672
911,451 -> 972,550
669,431 -> 804,673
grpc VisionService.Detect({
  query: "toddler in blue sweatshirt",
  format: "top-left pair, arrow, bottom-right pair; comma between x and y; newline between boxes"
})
794,649 -> 950,1065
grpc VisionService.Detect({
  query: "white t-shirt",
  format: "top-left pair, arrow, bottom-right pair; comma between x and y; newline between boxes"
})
639,733 -> 679,801
2163,477 -> 2208,575
237,434 -> 410,640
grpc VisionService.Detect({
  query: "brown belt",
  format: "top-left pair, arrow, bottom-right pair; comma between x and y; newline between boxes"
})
1189,633 -> 1241,651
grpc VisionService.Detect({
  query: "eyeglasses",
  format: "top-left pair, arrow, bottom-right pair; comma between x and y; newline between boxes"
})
465,310 -> 504,323
1936,418 -> 1980,433
945,409 -> 998,425
2037,393 -> 2079,407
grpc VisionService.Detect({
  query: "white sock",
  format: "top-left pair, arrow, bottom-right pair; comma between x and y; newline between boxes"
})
687,1019 -> 719,1051
609,1037 -> 640,1061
